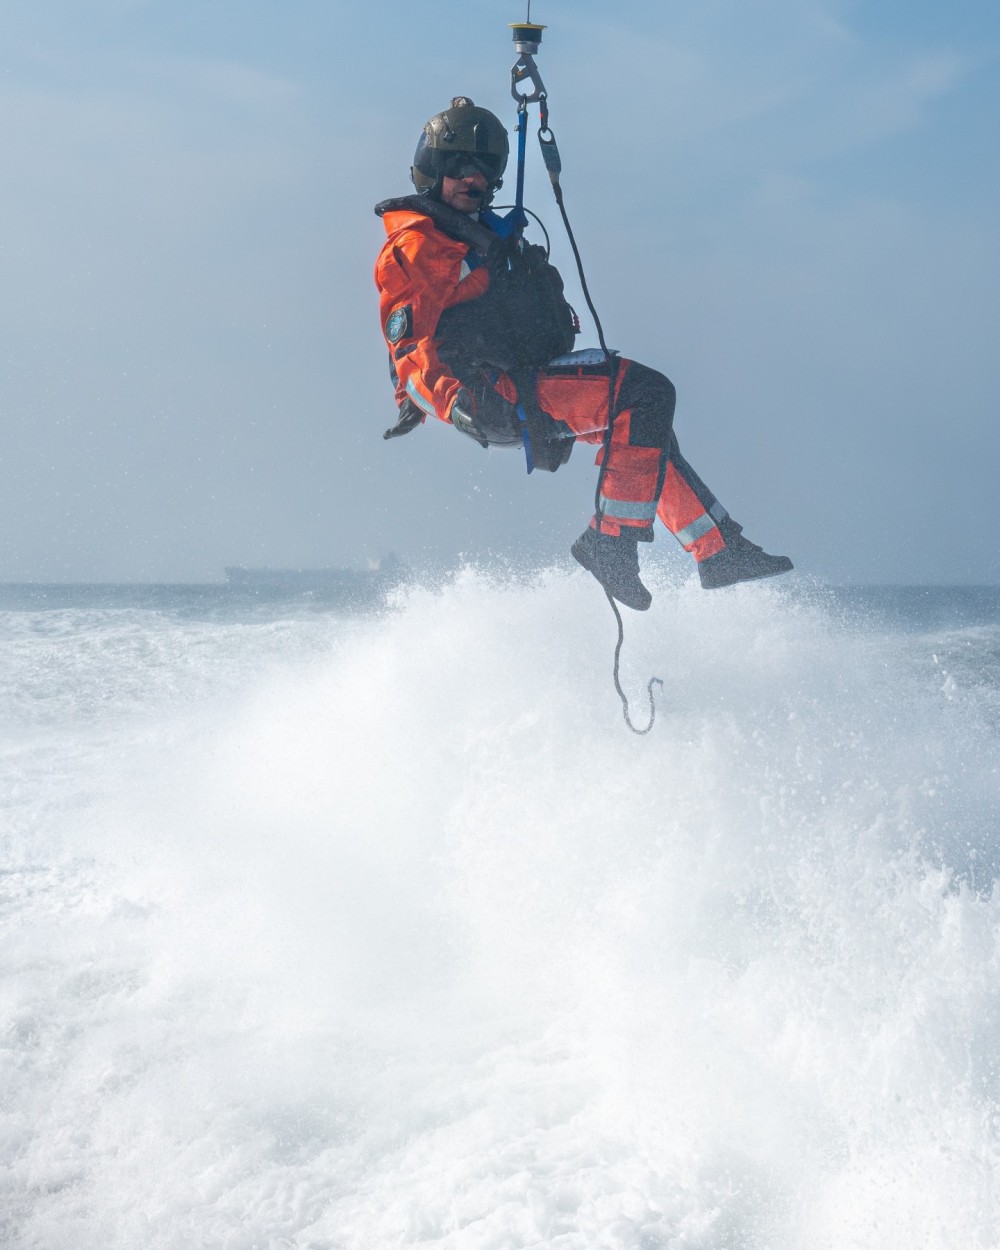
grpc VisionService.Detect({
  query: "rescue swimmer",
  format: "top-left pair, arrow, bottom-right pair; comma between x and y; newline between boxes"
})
374,98 -> 792,610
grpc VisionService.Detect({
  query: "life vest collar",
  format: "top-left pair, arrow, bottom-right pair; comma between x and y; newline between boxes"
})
375,195 -> 500,261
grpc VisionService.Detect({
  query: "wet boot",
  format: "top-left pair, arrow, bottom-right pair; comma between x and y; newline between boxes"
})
698,518 -> 793,590
572,526 -> 652,611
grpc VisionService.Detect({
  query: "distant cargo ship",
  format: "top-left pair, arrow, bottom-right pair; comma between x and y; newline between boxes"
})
224,553 -> 410,598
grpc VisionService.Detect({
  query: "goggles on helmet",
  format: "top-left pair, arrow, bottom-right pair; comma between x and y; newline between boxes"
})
435,151 -> 505,183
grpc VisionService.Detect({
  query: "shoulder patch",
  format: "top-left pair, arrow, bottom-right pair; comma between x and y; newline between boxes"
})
385,304 -> 413,344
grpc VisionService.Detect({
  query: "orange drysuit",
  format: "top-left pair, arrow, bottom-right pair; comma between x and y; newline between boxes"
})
375,199 -> 729,561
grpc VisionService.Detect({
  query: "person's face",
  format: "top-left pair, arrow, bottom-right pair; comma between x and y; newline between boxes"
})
440,169 -> 489,213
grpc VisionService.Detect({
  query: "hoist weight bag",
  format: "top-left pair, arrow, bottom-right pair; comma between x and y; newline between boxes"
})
436,242 -> 577,375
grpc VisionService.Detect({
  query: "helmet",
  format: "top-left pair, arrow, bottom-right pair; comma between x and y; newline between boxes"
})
410,97 -> 509,202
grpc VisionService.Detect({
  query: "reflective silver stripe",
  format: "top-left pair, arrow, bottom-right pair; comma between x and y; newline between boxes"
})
710,500 -> 728,523
674,512 -> 717,547
547,347 -> 619,367
598,496 -> 658,522
406,377 -> 437,418
458,259 -> 472,280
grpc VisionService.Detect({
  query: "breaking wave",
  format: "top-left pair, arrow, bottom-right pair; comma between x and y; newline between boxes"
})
2,568 -> 999,1248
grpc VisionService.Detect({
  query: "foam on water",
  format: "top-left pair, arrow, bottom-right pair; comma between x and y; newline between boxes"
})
2,570 -> 999,1249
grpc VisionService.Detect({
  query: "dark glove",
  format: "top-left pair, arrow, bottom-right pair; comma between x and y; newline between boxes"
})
485,234 -> 519,278
487,235 -> 549,277
519,241 -> 550,272
383,396 -> 424,440
450,386 -> 523,449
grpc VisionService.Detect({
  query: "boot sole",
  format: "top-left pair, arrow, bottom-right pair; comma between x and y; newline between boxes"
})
699,557 -> 793,590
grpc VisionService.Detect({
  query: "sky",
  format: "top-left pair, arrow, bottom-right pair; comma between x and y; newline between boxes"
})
1,0 -> 998,583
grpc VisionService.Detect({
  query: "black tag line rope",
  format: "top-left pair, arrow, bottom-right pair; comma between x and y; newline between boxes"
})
543,132 -> 663,734
508,21 -> 662,732
605,589 -> 664,734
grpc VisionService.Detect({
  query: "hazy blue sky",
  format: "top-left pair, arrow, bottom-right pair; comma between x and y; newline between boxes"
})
2,0 -> 997,582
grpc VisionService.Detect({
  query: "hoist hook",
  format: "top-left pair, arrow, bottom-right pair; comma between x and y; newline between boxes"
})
510,22 -> 548,105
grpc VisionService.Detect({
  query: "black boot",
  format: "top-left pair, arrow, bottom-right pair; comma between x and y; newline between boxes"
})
572,526 -> 652,611
697,518 -> 793,590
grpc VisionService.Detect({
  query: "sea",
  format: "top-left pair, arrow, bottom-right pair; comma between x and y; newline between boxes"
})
2,566 -> 999,1250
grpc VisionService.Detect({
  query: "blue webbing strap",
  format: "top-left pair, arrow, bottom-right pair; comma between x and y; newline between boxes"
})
515,105 -> 528,212
488,110 -> 530,239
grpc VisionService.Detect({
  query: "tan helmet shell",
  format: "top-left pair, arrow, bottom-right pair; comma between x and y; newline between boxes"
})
411,97 -> 509,197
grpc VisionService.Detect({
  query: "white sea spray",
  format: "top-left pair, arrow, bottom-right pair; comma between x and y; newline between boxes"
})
2,572 -> 999,1249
